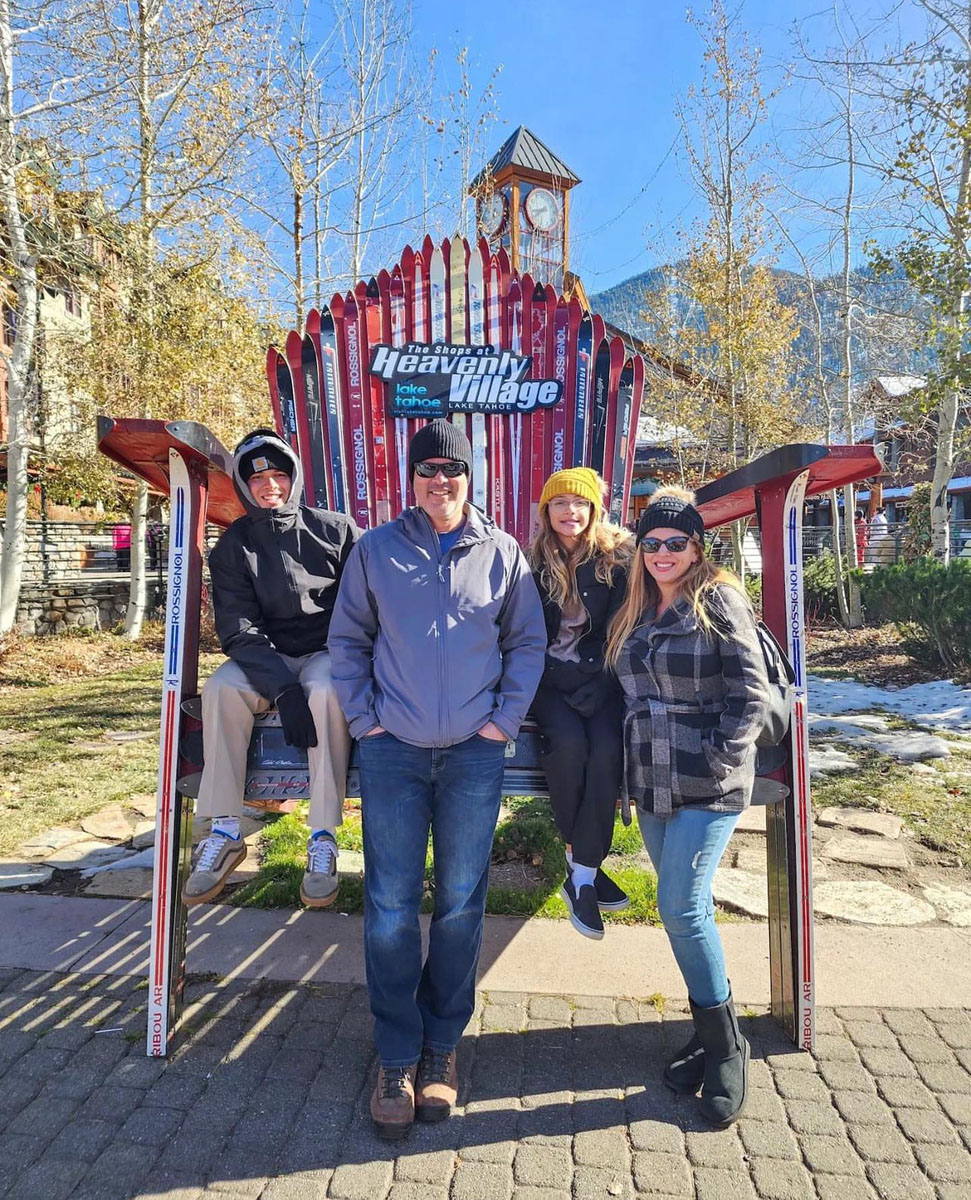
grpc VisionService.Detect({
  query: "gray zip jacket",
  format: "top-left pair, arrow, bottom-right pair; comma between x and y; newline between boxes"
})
328,503 -> 546,748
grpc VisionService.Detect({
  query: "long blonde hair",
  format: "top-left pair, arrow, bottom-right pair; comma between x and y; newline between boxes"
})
528,506 -> 633,610
604,485 -> 749,668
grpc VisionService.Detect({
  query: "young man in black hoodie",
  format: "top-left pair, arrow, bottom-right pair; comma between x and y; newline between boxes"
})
183,429 -> 360,909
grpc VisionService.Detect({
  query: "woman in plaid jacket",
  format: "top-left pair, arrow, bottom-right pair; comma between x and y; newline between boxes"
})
605,486 -> 769,1128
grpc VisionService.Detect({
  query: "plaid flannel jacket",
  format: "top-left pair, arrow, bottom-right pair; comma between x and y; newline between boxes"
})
615,584 -> 770,816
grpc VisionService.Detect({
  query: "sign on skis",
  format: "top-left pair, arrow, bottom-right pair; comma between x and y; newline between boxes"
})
370,341 -> 564,417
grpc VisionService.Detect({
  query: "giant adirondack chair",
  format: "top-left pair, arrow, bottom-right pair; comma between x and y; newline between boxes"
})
98,233 -> 882,1058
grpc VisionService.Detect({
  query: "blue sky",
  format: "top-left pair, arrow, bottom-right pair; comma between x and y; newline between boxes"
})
407,0 -> 924,292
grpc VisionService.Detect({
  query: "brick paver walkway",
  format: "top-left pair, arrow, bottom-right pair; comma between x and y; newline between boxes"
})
0,968 -> 969,1200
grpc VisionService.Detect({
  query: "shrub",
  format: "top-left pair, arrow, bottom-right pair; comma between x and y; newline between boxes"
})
803,550 -> 841,623
858,557 -> 971,670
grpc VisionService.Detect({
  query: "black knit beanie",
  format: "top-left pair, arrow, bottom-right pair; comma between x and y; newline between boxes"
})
636,495 -> 705,543
237,443 -> 293,483
408,419 -> 473,478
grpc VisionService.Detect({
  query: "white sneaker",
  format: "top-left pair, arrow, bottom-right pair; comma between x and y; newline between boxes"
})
300,834 -> 339,908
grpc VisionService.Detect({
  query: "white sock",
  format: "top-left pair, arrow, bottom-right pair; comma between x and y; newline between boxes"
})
211,816 -> 240,840
572,862 -> 596,890
565,847 -> 575,869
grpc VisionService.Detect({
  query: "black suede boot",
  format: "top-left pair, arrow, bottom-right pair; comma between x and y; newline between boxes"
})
689,991 -> 749,1128
662,1030 -> 705,1094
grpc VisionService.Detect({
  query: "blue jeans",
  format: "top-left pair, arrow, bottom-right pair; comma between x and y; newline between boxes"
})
637,806 -> 741,1008
358,731 -> 506,1066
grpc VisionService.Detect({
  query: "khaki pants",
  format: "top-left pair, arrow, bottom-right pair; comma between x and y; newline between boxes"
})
196,651 -> 350,830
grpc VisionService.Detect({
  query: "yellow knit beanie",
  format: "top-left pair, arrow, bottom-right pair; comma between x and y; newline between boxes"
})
539,467 -> 602,522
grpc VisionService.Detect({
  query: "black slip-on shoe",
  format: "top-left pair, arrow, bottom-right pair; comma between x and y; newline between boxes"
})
594,867 -> 630,911
560,875 -> 604,940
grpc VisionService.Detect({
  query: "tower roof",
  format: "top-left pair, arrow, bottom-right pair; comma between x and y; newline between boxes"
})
471,126 -> 580,190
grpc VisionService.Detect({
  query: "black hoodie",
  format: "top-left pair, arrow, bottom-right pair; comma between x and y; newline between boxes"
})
208,431 -> 361,699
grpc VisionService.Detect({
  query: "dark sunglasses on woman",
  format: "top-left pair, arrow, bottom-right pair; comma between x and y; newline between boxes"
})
639,536 -> 694,554
414,460 -> 468,478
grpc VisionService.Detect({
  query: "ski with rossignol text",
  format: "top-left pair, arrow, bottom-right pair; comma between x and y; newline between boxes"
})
364,276 -> 391,525
338,291 -> 372,528
285,330 -> 318,504
528,280 -> 550,538
550,296 -> 570,476
448,234 -> 472,449
301,328 -> 329,508
389,265 -> 409,516
589,332 -> 611,476
467,240 -> 488,510
314,306 -> 348,516
610,357 -> 635,523
484,242 -> 505,528
573,312 -> 593,467
601,336 -> 625,502
507,274 -> 524,542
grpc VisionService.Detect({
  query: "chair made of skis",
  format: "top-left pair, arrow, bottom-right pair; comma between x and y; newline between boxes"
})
177,698 -> 551,808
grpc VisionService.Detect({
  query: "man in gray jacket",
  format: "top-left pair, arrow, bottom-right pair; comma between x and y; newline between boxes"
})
329,420 -> 545,1140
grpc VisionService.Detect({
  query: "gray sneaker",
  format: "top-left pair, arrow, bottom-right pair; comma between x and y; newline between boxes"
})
300,834 -> 339,908
182,831 -> 246,906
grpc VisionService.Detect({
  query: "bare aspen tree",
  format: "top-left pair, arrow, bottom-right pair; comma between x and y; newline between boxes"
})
866,0 -> 971,563
0,0 -> 114,633
673,1 -> 805,573
334,0 -> 415,282
87,0 -> 265,638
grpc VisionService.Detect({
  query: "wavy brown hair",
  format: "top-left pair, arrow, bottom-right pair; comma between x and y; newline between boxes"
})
528,505 -> 632,610
604,485 -> 749,668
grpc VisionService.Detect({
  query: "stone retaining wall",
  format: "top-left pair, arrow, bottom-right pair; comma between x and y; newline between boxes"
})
16,579 -> 166,635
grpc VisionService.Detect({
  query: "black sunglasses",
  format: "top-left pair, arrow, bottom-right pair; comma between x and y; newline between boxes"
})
414,460 -> 467,478
639,536 -> 694,554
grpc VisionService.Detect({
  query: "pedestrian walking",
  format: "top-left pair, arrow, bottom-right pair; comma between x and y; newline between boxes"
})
605,485 -> 769,1127
528,467 -> 632,939
183,429 -> 360,911
329,419 -> 546,1141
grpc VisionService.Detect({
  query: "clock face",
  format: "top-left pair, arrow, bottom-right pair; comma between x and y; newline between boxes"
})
525,187 -> 559,231
481,192 -> 506,235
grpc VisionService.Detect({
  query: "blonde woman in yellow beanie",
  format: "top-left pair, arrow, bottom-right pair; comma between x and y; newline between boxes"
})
527,468 -> 633,939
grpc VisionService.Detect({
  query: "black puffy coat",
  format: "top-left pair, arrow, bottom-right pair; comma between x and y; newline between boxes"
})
209,432 -> 360,700
534,555 -> 628,675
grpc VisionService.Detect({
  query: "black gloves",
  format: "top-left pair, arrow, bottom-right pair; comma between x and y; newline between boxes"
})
275,684 -> 318,749
565,676 -> 605,719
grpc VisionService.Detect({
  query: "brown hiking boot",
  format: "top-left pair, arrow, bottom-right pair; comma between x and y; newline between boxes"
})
182,832 -> 247,906
415,1046 -> 457,1122
370,1064 -> 417,1140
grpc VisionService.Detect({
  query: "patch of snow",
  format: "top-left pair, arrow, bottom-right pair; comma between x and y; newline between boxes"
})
808,676 -> 971,735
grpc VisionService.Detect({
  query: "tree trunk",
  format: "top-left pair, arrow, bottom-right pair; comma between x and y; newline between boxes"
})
0,0 -> 39,634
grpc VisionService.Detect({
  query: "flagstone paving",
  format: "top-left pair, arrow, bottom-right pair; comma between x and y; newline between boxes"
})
0,967 -> 967,1200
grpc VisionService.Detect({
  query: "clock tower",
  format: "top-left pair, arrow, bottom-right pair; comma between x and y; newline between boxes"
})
471,126 -> 580,290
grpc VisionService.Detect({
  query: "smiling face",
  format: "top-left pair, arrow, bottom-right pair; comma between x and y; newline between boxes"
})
413,458 -> 469,531
547,493 -> 593,547
640,525 -> 701,596
247,468 -> 292,509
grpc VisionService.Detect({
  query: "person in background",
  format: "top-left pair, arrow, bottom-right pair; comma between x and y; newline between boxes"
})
329,420 -> 546,1141
528,467 -> 632,939
112,522 -> 131,572
183,429 -> 359,911
606,486 -> 769,1128
854,509 -> 869,562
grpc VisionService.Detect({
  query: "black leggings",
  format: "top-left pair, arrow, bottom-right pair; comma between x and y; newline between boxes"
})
530,664 -> 624,869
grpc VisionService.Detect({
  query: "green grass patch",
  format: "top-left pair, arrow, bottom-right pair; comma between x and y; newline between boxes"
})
812,745 -> 971,867
230,798 -> 662,924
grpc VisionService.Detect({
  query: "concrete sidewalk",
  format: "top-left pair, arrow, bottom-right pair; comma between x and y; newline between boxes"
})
1,893 -> 970,1008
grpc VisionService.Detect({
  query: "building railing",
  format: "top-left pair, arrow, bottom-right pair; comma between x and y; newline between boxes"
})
709,520 -> 971,572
